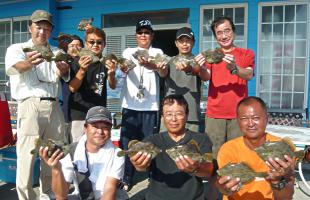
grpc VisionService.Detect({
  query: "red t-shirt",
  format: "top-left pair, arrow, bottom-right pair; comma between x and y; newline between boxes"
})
205,47 -> 255,119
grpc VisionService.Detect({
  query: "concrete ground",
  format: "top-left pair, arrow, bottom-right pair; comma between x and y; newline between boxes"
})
1,165 -> 310,200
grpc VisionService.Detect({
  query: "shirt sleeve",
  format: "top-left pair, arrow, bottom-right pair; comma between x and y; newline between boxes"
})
107,148 -> 125,180
59,154 -> 75,183
5,44 -> 26,75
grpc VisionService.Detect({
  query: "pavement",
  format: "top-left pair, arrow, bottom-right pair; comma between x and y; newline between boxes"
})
1,164 -> 310,200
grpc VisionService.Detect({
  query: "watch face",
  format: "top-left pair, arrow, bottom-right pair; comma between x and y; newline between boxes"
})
271,179 -> 286,190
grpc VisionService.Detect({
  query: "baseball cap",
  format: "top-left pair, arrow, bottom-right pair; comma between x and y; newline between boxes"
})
85,106 -> 112,124
136,19 -> 153,32
30,10 -> 54,26
176,27 -> 195,40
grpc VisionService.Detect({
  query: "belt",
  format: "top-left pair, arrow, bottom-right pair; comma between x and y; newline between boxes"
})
40,97 -> 56,101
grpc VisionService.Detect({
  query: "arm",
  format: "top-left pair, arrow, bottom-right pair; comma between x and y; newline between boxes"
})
69,56 -> 91,93
105,59 -> 117,89
100,177 -> 119,200
130,152 -> 152,172
39,148 -> 70,199
194,54 -> 211,81
223,54 -> 253,80
12,51 -> 44,73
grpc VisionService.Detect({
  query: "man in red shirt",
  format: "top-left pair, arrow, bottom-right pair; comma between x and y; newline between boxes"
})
196,16 -> 255,158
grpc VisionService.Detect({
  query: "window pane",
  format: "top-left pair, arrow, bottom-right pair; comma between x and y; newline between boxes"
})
294,58 -> 305,74
283,41 -> 294,57
273,41 -> 283,57
261,24 -> 272,40
272,58 -> 282,74
296,5 -> 307,21
284,23 -> 294,39
283,58 -> 293,74
294,76 -> 305,92
270,93 -> 281,108
203,9 -> 213,25
274,6 -> 283,22
262,6 -> 272,22
260,41 -> 272,57
296,23 -> 306,39
235,25 -> 244,40
214,9 -> 223,19
259,92 -> 270,106
21,20 -> 28,32
295,41 -> 306,57
224,8 -> 233,19
260,58 -> 271,74
260,75 -> 271,91
282,93 -> 292,109
273,24 -> 283,40
13,21 -> 20,34
235,7 -> 244,23
285,5 -> 295,22
293,93 -> 304,109
282,76 -> 292,91
272,75 -> 281,91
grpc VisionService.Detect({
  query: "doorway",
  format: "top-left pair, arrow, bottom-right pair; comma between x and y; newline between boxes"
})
152,29 -> 178,57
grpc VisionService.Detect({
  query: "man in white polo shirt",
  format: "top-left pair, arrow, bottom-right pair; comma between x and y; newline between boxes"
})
5,9 -> 69,200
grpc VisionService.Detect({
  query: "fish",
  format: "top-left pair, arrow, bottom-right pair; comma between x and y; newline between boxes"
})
132,49 -> 149,61
172,54 -> 197,68
255,137 -> 305,161
165,139 -> 213,163
201,48 -> 225,64
78,17 -> 94,31
117,140 -> 161,159
217,162 -> 268,184
23,44 -> 54,62
30,138 -> 71,158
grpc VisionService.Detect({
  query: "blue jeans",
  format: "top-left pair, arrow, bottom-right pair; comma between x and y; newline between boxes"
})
120,108 -> 159,184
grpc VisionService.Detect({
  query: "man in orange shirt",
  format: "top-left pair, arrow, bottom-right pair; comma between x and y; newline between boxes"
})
216,96 -> 295,200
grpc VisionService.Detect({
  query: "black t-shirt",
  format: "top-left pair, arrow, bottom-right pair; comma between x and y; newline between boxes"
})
144,131 -> 212,200
69,60 -> 108,121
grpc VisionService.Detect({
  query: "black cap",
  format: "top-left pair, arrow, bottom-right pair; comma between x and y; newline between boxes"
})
136,19 -> 153,32
85,106 -> 112,124
176,27 -> 195,40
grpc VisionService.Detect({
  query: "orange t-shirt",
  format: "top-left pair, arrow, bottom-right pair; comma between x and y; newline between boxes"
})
217,133 -> 281,200
205,47 -> 255,119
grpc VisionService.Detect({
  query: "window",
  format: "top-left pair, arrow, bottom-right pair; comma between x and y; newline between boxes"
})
0,17 -> 31,98
258,3 -> 308,112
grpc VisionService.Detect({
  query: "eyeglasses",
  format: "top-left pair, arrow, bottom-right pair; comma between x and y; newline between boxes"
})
163,112 -> 186,120
137,31 -> 151,35
216,28 -> 233,37
87,40 -> 104,46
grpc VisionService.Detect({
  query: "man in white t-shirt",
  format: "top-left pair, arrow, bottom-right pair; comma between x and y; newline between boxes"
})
119,19 -> 167,190
39,106 -> 127,200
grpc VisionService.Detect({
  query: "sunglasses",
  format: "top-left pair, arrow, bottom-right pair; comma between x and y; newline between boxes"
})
87,40 -> 104,45
136,31 -> 151,35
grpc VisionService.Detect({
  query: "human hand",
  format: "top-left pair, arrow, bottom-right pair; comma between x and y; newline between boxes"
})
26,51 -> 44,66
216,175 -> 242,196
223,54 -> 238,73
175,155 -> 200,174
130,151 -> 152,171
156,61 -> 167,71
175,61 -> 192,73
39,146 -> 64,170
194,53 -> 206,66
105,58 -> 117,75
266,155 -> 295,182
56,61 -> 69,76
138,57 -> 158,70
78,55 -> 92,72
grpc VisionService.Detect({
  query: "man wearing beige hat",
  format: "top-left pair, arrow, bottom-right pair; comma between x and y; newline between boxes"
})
5,9 -> 70,200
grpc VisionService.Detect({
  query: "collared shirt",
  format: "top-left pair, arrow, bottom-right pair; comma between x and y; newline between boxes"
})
121,46 -> 163,111
5,39 -> 69,101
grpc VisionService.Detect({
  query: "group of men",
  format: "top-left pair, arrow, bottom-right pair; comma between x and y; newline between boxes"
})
4,9 -> 301,200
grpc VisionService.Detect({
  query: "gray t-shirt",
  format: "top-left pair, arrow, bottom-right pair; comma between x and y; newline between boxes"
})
164,55 -> 201,122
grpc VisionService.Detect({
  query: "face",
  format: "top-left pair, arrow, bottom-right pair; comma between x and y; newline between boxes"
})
175,36 -> 194,55
136,28 -> 153,49
85,33 -> 105,56
162,102 -> 187,135
67,39 -> 82,57
237,101 -> 268,141
214,20 -> 235,49
28,21 -> 52,45
84,121 -> 112,148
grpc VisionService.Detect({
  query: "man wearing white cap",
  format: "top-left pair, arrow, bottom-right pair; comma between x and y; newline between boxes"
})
5,9 -> 69,200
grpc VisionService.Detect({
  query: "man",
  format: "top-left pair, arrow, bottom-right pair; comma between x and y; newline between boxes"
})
216,96 -> 295,200
5,10 -> 69,200
39,106 -> 127,200
196,16 -> 255,158
130,95 -> 216,200
68,27 -> 117,143
160,27 -> 209,132
67,35 -> 84,58
120,19 -> 166,189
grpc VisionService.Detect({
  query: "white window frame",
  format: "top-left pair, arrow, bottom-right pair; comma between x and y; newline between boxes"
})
199,3 -> 248,52
257,1 -> 309,113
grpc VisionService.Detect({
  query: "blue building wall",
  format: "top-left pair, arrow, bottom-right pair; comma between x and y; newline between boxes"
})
0,0 -> 309,120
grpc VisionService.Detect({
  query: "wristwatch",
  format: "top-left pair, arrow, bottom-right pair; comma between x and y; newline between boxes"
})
270,178 -> 287,190
230,65 -> 238,75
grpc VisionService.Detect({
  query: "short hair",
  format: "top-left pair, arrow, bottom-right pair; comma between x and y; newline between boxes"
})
211,15 -> 236,37
237,96 -> 267,116
85,27 -> 106,43
71,34 -> 84,48
161,94 -> 189,115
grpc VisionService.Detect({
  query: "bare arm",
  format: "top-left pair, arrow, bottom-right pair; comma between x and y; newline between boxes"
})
194,54 -> 211,81
69,56 -> 91,93
223,54 -> 253,80
13,51 -> 44,73
100,177 -> 119,200
39,148 -> 70,199
105,59 -> 117,89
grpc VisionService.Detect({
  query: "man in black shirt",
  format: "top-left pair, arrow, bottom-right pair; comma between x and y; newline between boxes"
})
130,95 -> 216,200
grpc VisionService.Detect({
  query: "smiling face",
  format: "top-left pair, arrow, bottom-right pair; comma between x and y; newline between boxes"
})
29,21 -> 52,45
84,121 -> 112,152
162,102 -> 187,135
175,36 -> 194,55
214,20 -> 235,50
237,101 -> 268,141
136,28 -> 153,49
85,33 -> 105,56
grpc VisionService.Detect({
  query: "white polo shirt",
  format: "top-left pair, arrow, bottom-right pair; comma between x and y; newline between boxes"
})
121,46 -> 163,111
5,39 -> 69,101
